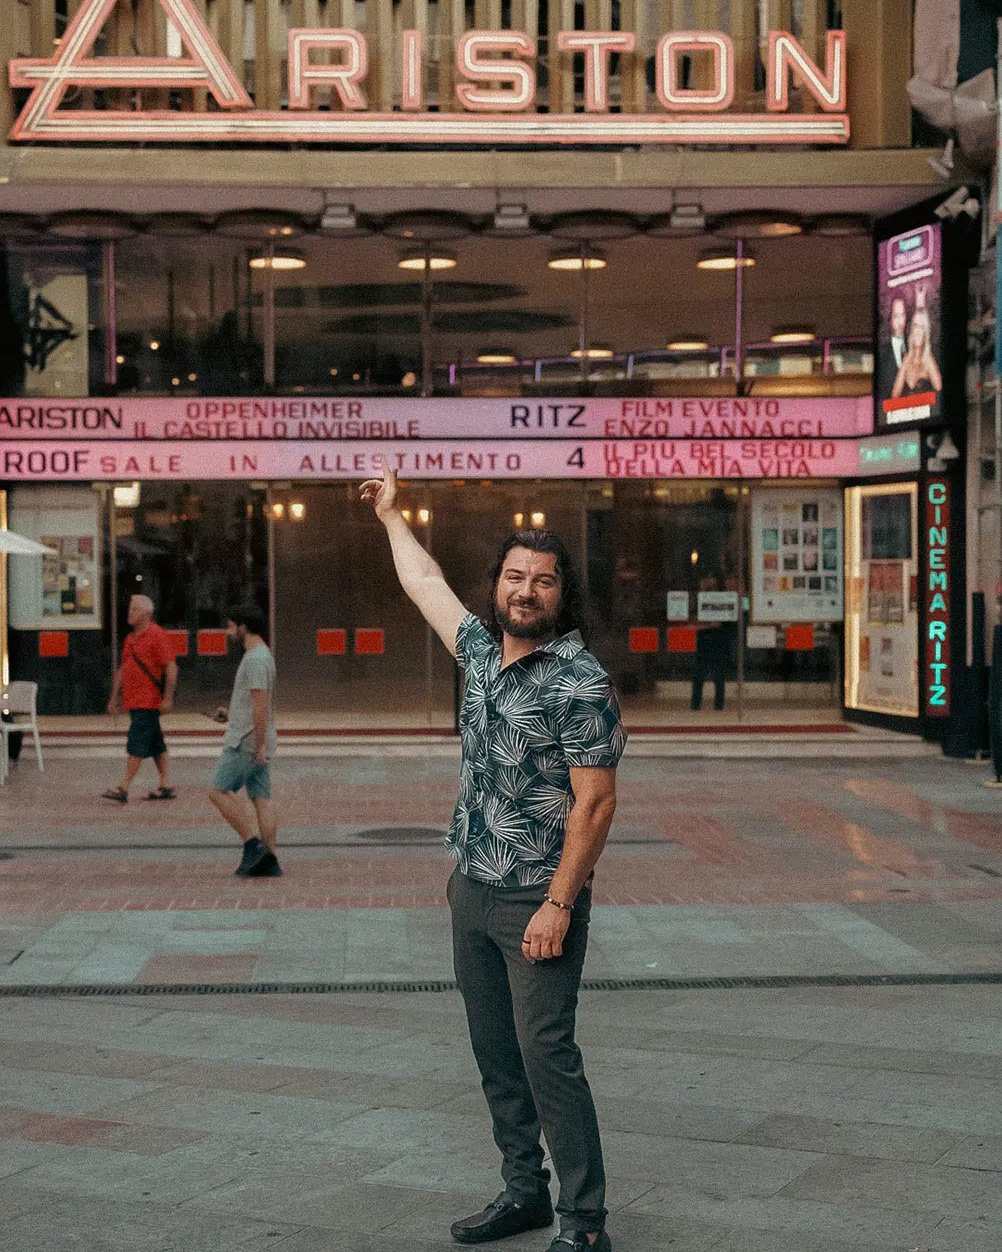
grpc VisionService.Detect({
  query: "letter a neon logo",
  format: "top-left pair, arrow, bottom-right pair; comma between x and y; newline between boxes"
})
9,0 -> 250,141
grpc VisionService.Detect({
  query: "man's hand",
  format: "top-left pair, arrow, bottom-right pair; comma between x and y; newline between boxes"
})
359,464 -> 398,521
106,697 -> 120,715
521,901 -> 572,961
254,747 -> 269,766
159,695 -> 174,714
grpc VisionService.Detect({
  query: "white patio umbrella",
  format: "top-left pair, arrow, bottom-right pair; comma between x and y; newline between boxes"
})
0,529 -> 57,556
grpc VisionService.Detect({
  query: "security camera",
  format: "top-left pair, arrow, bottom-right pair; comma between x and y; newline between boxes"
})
928,138 -> 955,179
934,185 -> 980,221
926,432 -> 960,471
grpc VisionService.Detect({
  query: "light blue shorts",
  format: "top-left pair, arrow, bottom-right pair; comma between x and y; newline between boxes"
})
211,747 -> 271,800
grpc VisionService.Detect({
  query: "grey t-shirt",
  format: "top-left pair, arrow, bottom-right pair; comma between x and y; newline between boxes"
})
223,644 -> 277,756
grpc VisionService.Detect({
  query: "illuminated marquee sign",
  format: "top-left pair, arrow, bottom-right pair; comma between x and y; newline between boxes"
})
0,396 -> 873,441
0,395 -> 869,480
0,438 -> 862,482
8,0 -> 849,146
924,480 -> 951,716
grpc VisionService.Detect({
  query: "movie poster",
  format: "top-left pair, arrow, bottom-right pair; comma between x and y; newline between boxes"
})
876,222 -> 943,428
8,486 -> 101,629
751,487 -> 843,623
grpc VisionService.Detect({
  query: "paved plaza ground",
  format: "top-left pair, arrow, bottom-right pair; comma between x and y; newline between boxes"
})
0,735 -> 1000,1251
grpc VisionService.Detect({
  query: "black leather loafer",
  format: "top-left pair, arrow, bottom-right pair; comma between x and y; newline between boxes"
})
547,1231 -> 612,1252
450,1191 -> 554,1244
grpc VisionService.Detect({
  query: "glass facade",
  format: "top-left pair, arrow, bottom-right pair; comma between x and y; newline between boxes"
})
6,475 -> 848,724
3,227 -> 873,401
1,204 -> 871,725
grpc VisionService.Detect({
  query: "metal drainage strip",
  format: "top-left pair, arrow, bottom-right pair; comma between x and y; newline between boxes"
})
1,972 -> 1001,998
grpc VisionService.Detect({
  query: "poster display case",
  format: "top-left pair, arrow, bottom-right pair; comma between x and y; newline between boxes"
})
8,485 -> 102,630
750,487 -> 843,623
844,483 -> 919,718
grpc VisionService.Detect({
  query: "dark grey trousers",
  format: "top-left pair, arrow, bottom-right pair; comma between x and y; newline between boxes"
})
447,867 -> 606,1233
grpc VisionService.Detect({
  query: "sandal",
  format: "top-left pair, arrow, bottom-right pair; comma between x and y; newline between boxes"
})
101,787 -> 128,804
146,786 -> 176,801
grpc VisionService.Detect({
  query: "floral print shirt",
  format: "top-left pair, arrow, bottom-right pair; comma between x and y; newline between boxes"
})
447,614 -> 627,887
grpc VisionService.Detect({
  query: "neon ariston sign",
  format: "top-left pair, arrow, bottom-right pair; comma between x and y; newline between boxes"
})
8,0 -> 849,146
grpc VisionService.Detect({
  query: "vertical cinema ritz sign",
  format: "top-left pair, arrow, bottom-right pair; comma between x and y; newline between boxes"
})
9,0 -> 849,145
925,481 -> 951,717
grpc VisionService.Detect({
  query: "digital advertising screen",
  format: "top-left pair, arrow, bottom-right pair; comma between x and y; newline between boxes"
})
875,221 -> 944,429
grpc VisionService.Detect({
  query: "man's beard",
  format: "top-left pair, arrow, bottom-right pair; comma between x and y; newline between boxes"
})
495,596 -> 559,640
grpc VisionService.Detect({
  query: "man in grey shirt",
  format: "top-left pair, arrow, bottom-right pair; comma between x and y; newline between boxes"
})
208,603 -> 280,877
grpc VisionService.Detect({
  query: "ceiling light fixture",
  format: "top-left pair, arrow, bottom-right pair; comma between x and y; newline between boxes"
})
249,249 -> 306,270
45,211 -> 137,240
714,211 -> 803,239
215,210 -> 305,240
477,349 -> 518,365
770,325 -> 816,344
548,248 -> 607,271
666,337 -> 710,351
397,248 -> 458,271
696,249 -> 756,271
570,344 -> 615,359
810,213 -> 870,237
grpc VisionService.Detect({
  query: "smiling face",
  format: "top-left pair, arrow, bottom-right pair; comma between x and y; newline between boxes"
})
908,313 -> 930,354
890,297 -> 907,338
493,547 -> 562,640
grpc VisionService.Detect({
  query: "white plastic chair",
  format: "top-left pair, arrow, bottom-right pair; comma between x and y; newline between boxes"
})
1,681 -> 43,782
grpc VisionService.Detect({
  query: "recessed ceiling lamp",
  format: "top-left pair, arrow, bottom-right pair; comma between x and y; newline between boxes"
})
382,211 -> 471,241
714,211 -> 803,239
770,325 -> 816,344
46,211 -> 137,240
548,248 -> 607,271
548,211 -> 638,240
477,349 -> 518,365
666,337 -> 710,351
811,213 -> 870,237
248,249 -> 306,270
696,249 -> 756,271
0,213 -> 45,238
140,213 -> 211,236
570,344 -> 615,359
397,248 -> 458,271
215,210 -> 305,240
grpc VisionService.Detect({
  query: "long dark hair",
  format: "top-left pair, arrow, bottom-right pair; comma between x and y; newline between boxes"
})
486,530 -> 589,643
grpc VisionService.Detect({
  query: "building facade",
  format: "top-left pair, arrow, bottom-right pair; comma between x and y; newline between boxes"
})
0,0 -> 983,737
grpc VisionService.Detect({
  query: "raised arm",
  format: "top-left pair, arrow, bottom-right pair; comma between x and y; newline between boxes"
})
359,465 -> 467,656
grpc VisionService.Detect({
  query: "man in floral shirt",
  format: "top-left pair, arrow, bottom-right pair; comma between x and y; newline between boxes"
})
361,466 -> 626,1252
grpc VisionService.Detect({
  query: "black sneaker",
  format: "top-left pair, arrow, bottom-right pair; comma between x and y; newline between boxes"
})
245,850 -> 282,878
235,838 -> 266,876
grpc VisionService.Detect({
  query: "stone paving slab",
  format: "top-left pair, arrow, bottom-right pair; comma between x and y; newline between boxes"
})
0,752 -> 1000,1250
0,984 -> 1000,1251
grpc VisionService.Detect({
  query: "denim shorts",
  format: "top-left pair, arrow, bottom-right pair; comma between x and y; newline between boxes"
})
127,709 -> 166,760
211,747 -> 271,800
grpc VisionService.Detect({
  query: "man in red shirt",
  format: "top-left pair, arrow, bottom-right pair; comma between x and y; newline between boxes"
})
102,594 -> 179,803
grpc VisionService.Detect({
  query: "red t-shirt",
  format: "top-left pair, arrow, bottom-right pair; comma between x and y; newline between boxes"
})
121,623 -> 175,710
